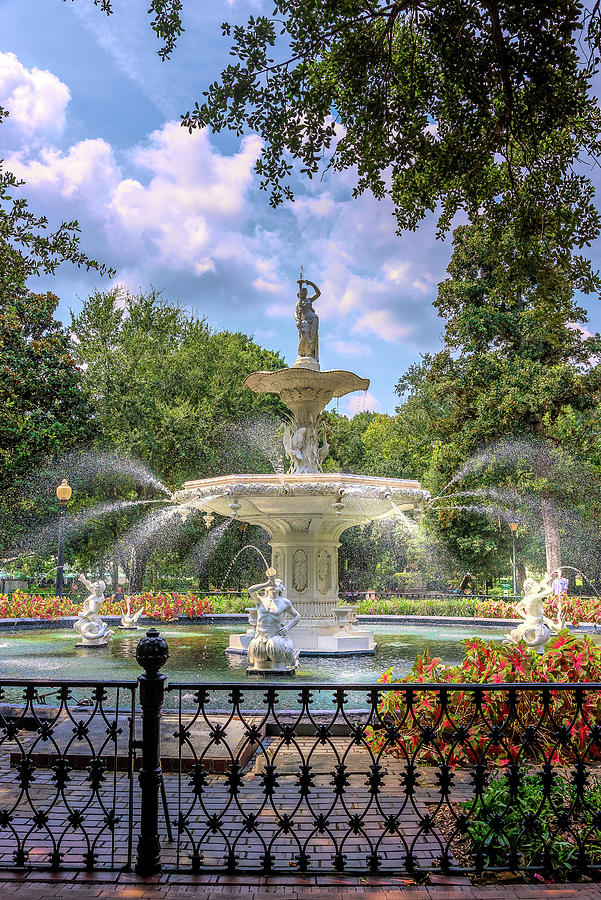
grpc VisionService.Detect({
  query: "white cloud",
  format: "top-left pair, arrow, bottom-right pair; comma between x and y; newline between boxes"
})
344,391 -> 380,414
352,309 -> 412,342
253,277 -> 284,294
266,302 -> 290,317
8,139 -> 118,203
0,51 -> 70,141
330,339 -> 371,356
294,193 -> 336,218
412,273 -> 436,294
383,260 -> 410,284
108,124 -> 263,269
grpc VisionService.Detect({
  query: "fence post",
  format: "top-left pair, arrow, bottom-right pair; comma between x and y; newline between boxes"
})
135,627 -> 169,876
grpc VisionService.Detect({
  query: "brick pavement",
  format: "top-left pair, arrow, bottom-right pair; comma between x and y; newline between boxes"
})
0,872 -> 599,899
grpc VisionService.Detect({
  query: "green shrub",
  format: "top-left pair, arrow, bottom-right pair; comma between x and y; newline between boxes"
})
356,596 -> 479,616
462,772 -> 601,877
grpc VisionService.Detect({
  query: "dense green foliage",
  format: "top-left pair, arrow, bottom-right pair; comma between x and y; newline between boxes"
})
0,289 -> 93,548
461,773 -> 601,877
65,289 -> 285,588
185,1 -> 601,249
70,288 -> 285,485
418,216 -> 601,575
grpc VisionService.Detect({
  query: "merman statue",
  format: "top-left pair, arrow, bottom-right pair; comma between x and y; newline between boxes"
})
73,574 -> 113,647
505,573 -> 565,654
247,567 -> 301,674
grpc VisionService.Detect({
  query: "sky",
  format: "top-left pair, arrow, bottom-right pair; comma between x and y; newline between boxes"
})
2,0 -> 601,414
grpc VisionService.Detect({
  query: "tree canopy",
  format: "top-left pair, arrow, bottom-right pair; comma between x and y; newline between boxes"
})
0,286 -> 93,550
180,0 -> 601,250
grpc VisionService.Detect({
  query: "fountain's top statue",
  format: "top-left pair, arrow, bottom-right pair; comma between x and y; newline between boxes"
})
294,270 -> 321,371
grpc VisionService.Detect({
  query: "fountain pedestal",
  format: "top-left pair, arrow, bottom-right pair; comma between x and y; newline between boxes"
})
179,472 -> 427,655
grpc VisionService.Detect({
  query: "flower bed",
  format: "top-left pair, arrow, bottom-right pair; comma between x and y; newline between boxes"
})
357,592 -> 601,624
475,592 -> 601,624
0,591 -> 241,622
366,631 -> 601,766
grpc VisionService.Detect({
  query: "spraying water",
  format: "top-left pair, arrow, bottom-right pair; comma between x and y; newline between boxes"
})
220,544 -> 270,590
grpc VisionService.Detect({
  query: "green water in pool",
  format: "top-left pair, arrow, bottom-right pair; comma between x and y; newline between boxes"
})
1,622 -> 588,709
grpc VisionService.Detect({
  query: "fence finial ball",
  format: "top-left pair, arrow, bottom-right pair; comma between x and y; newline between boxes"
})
136,627 -> 169,675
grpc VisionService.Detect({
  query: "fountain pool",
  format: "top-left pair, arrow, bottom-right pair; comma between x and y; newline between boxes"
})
0,622 -> 572,710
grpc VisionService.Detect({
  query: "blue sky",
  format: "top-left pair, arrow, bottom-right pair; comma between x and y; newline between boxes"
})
3,1 -> 601,414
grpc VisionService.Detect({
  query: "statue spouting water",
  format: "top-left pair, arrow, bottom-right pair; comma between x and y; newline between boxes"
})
247,567 -> 300,674
505,573 -> 566,654
73,575 -> 113,647
119,595 -> 144,630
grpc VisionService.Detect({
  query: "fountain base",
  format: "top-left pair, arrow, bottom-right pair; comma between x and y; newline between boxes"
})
75,639 -> 110,648
246,664 -> 297,675
227,627 -> 375,657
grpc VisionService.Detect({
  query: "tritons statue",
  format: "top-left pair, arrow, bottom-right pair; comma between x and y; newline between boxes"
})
505,573 -> 565,654
247,567 -> 301,674
73,574 -> 113,647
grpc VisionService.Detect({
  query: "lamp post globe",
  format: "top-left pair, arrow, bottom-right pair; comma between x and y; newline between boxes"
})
55,479 -> 72,596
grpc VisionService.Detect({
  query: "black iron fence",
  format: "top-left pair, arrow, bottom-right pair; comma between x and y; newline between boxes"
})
0,679 -> 136,871
1,629 -> 601,881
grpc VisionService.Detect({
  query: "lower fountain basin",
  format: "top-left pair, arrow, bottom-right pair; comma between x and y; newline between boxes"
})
0,621 -> 541,710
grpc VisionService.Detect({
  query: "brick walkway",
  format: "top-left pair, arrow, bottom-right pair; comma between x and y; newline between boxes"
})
0,872 -> 599,898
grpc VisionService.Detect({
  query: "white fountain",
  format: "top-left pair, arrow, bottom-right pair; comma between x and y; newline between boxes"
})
505,573 -> 565,654
175,274 -> 430,655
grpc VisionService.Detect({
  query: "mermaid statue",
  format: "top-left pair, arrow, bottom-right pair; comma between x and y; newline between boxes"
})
73,574 -> 113,647
247,567 -> 301,674
505,573 -> 565,654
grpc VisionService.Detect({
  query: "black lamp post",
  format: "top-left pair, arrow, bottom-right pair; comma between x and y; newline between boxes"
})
508,521 -> 518,596
55,479 -> 72,596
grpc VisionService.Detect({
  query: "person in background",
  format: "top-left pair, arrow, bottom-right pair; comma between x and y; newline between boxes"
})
112,585 -> 126,606
459,572 -> 474,595
551,569 -> 569,599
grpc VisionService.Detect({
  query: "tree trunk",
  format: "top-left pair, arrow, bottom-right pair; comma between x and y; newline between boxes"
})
129,550 -> 148,593
541,497 -> 561,574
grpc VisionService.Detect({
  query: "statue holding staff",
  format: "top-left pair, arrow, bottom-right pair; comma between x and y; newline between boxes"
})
295,273 -> 321,366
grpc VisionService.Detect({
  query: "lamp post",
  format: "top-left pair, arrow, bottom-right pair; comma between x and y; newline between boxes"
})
55,479 -> 72,596
508,521 -> 519,596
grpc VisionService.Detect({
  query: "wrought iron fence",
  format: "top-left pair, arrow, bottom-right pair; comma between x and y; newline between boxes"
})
0,678 -> 137,871
1,629 -> 601,882
163,679 -> 601,879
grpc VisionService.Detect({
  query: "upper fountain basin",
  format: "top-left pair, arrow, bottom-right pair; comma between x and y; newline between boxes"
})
245,367 -> 369,396
244,367 -> 369,411
176,472 -> 429,537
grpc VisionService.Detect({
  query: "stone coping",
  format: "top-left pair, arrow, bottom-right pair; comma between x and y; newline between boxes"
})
0,613 -> 596,632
